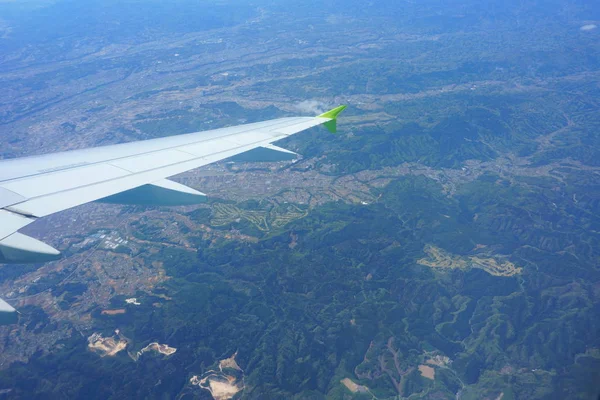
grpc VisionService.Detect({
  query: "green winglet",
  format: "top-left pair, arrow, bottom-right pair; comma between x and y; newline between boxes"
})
318,105 -> 347,119
317,105 -> 347,133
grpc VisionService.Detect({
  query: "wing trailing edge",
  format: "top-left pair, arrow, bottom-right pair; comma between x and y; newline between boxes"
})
99,179 -> 207,206
0,232 -> 61,264
229,144 -> 298,162
0,298 -> 17,326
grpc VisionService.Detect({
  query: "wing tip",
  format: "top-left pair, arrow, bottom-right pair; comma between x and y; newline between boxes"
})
317,105 -> 347,120
318,105 -> 347,133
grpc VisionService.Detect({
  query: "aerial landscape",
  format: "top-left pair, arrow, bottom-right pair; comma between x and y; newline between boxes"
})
0,0 -> 599,398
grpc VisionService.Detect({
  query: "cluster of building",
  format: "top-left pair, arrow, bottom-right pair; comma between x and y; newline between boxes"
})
98,232 -> 129,250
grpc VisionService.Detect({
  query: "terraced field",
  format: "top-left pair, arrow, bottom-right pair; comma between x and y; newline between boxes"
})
210,202 -> 308,232
417,245 -> 523,277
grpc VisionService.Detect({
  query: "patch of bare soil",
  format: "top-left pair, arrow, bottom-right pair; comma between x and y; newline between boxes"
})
101,309 -> 126,315
340,378 -> 370,393
87,331 -> 128,357
418,365 -> 435,380
190,352 -> 245,400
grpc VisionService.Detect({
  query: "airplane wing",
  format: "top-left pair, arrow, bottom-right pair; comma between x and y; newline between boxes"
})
0,105 -> 347,324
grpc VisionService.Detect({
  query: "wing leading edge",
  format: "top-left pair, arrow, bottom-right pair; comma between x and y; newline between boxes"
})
0,105 -> 347,322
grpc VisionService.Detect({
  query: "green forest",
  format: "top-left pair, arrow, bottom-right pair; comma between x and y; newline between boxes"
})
2,168 -> 599,398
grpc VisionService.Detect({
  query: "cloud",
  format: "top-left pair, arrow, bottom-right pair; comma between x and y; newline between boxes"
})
292,100 -> 328,115
580,24 -> 597,31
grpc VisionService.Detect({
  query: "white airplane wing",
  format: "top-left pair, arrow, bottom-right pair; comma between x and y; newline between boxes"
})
0,105 -> 346,324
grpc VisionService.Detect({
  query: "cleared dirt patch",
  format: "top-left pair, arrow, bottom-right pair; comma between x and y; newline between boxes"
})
132,342 -> 177,360
191,352 -> 245,400
418,365 -> 435,380
340,378 -> 370,393
101,309 -> 126,315
88,333 -> 127,357
219,351 -> 242,371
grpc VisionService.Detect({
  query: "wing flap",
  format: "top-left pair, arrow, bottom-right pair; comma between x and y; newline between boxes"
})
0,188 -> 27,209
99,179 -> 207,206
0,232 -> 61,263
0,210 -> 36,241
229,144 -> 298,162
0,298 -> 17,326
